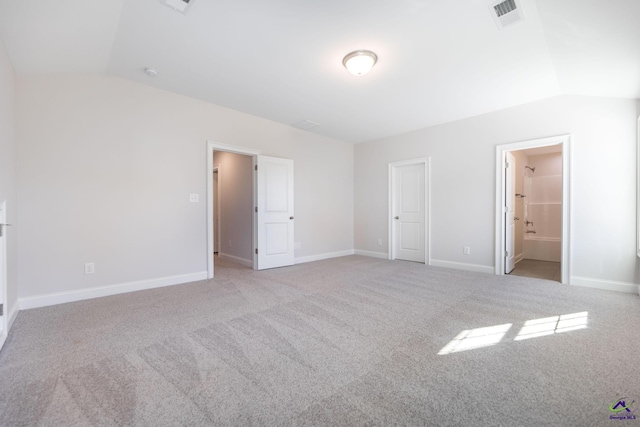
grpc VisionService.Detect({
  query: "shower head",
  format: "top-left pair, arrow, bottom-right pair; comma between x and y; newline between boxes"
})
525,166 -> 535,172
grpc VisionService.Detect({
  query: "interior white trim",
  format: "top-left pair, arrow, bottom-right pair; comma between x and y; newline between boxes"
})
295,250 -> 355,264
495,134 -> 571,284
207,141 -> 261,157
213,165 -> 221,255
19,271 -> 207,310
637,115 -> 640,258
0,301 -> 19,350
0,200 -> 9,352
430,259 -> 494,274
207,140 -> 261,279
354,250 -> 388,259
7,301 -> 18,331
388,157 -> 431,264
571,276 -> 640,295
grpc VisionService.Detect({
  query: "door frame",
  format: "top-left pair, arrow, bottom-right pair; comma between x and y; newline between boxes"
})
388,157 -> 431,264
637,115 -> 640,258
207,141 -> 261,279
504,151 -> 516,273
494,134 -> 571,284
0,200 -> 7,351
212,165 -> 220,254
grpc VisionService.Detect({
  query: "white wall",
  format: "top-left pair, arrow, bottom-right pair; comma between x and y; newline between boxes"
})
16,74 -> 354,303
213,150 -> 253,264
0,37 -> 18,323
355,95 -> 639,288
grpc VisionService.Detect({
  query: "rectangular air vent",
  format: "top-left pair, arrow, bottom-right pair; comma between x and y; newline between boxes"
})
494,0 -> 516,17
163,0 -> 194,14
489,0 -> 524,30
291,120 -> 320,131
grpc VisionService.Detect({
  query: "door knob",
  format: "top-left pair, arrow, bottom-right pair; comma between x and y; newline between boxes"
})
394,216 -> 399,220
289,216 -> 294,220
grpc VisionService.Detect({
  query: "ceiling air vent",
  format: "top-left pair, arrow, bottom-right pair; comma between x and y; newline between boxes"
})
291,120 -> 320,131
489,0 -> 524,30
163,0 -> 194,14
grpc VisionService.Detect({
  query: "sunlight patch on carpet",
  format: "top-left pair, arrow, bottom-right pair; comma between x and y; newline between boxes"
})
438,323 -> 512,355
514,311 -> 588,341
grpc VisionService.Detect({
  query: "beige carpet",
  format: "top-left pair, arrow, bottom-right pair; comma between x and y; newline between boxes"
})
1,255 -> 638,426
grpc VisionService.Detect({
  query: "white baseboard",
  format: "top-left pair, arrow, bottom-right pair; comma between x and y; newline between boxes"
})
515,253 -> 524,264
295,250 -> 355,264
571,276 -> 639,295
430,259 -> 494,274
218,252 -> 253,268
19,271 -> 208,310
354,250 -> 388,259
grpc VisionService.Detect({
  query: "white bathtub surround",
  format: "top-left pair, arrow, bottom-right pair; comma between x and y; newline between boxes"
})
523,236 -> 561,263
522,152 -> 562,262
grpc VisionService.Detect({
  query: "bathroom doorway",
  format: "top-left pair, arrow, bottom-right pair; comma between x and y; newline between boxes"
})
495,135 -> 571,284
509,145 -> 562,281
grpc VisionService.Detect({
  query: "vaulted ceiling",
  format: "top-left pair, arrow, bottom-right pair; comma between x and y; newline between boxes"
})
1,0 -> 638,143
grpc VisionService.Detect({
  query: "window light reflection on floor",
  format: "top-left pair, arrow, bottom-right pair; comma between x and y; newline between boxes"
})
437,323 -> 512,355
514,311 -> 588,341
437,312 -> 589,355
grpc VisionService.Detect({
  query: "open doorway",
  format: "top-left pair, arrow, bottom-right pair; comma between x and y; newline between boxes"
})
207,142 -> 261,278
206,141 -> 296,279
509,145 -> 563,281
495,135 -> 571,284
212,151 -> 254,268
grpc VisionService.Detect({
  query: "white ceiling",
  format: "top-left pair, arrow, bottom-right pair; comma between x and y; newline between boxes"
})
0,0 -> 638,143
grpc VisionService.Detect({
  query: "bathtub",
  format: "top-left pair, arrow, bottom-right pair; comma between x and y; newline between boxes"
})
523,236 -> 561,262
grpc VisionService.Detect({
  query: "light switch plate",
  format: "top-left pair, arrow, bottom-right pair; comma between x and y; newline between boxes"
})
84,262 -> 95,274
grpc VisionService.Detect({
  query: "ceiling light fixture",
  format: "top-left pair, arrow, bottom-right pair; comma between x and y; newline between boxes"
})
144,68 -> 159,77
163,0 -> 194,14
342,50 -> 378,76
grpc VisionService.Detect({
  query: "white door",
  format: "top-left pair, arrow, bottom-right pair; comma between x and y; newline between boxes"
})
392,163 -> 426,263
505,152 -> 516,273
256,155 -> 294,270
0,202 -> 8,351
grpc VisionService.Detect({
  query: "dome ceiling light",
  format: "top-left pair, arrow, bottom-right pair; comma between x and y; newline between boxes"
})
144,67 -> 159,77
342,50 -> 378,76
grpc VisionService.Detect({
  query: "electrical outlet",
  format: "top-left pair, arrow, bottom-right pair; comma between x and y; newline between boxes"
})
377,239 -> 383,246
84,262 -> 95,274
294,242 -> 301,249
189,193 -> 199,202
463,246 -> 471,255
